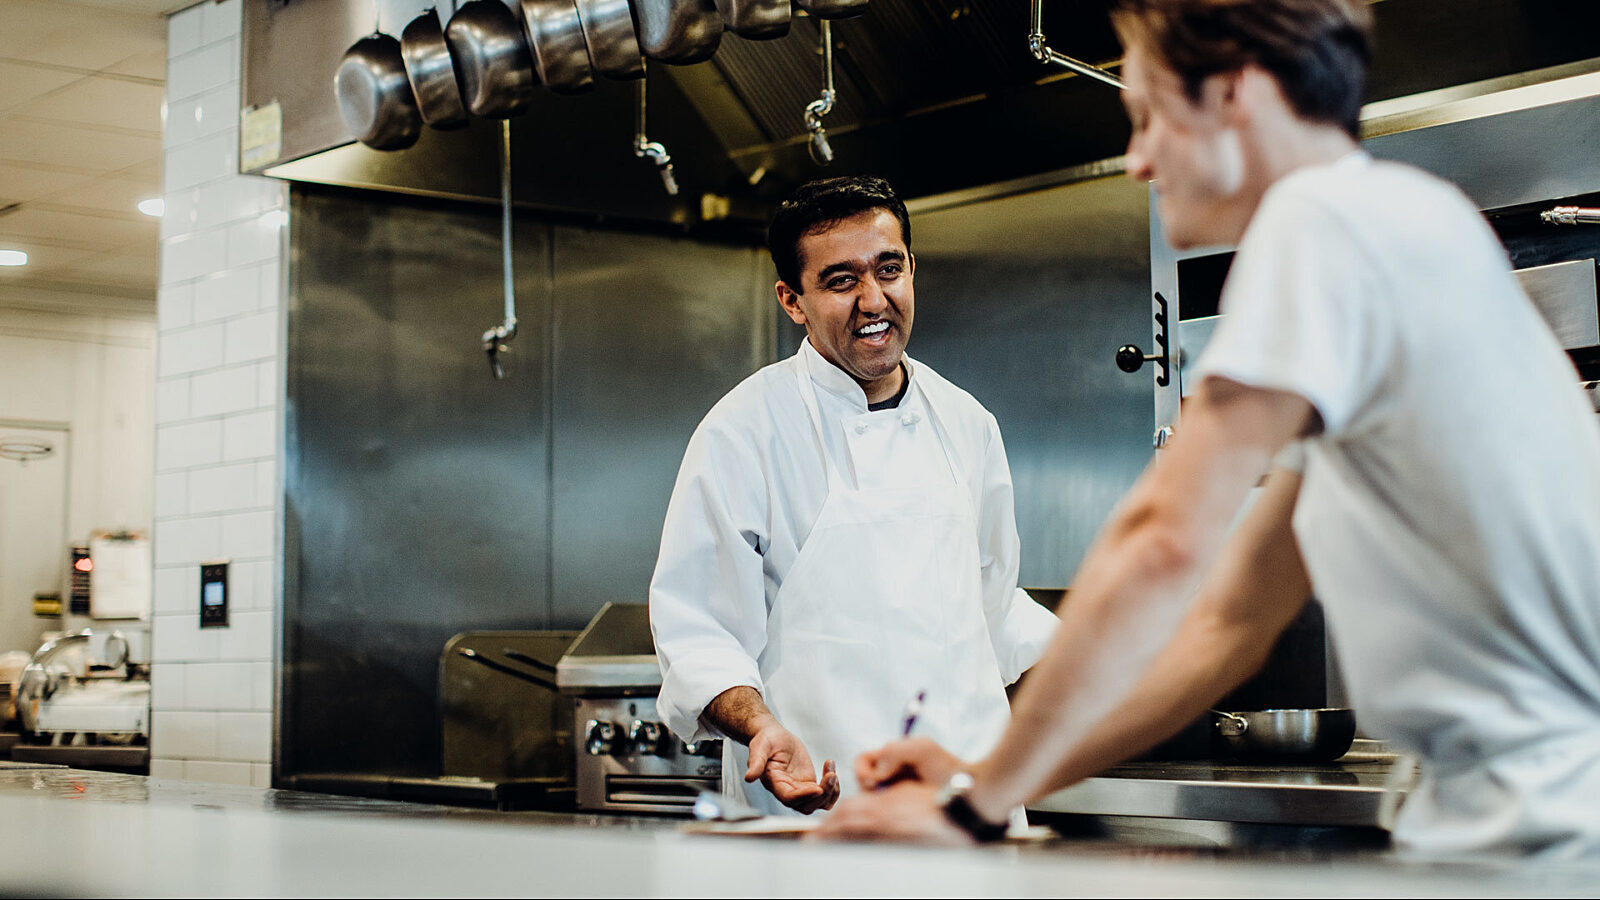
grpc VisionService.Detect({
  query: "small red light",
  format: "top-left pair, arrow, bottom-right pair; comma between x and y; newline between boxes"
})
73,558 -> 93,573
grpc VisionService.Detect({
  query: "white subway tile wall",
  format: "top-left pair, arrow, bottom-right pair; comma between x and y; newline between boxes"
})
153,0 -> 284,783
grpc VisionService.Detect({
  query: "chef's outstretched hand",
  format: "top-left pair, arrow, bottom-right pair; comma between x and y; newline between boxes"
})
747,724 -> 840,814
812,781 -> 972,845
855,737 -> 964,791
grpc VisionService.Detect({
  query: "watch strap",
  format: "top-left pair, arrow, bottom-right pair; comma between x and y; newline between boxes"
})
941,791 -> 1008,843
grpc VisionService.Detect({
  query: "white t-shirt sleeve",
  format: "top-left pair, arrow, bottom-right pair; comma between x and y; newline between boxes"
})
1192,182 -> 1397,437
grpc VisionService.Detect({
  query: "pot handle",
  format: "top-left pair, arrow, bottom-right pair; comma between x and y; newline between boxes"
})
1212,709 -> 1249,737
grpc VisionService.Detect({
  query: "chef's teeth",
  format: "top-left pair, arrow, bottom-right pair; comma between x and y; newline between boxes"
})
856,322 -> 889,336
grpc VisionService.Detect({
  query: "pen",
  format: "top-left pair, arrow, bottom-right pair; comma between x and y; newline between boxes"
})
900,689 -> 926,737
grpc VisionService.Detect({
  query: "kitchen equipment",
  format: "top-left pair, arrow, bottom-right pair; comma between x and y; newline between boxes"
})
442,631 -> 578,788
1212,708 -> 1356,763
400,5 -> 470,129
1512,258 -> 1600,351
795,0 -> 868,19
573,0 -> 644,80
15,630 -> 150,754
520,0 -> 596,94
446,0 -> 538,118
714,0 -> 789,39
334,2 -> 423,151
557,603 -> 721,814
632,0 -> 721,65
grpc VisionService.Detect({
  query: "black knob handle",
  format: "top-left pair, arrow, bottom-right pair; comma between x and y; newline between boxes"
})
1116,344 -> 1147,373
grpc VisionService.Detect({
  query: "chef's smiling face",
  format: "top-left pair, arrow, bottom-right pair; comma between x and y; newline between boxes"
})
776,208 -> 915,397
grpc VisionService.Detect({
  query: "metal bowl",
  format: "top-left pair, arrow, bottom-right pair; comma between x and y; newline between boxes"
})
445,0 -> 538,118
401,7 -> 470,129
334,33 -> 423,150
573,0 -> 644,80
1213,708 -> 1357,763
520,0 -> 596,94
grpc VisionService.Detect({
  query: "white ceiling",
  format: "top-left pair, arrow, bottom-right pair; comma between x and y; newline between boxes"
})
0,0 -> 187,316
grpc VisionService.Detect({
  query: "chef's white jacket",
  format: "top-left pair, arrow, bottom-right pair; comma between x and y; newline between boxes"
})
650,339 -> 1059,744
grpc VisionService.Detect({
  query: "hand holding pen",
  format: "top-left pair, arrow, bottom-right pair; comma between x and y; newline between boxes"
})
855,689 -> 968,791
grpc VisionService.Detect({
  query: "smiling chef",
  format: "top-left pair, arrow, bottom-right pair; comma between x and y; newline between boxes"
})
648,175 -> 1058,816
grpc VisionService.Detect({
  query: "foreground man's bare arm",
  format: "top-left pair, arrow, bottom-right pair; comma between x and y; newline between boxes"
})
821,378 -> 1315,841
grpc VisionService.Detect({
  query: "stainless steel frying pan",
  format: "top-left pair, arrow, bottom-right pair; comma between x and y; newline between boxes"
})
401,5 -> 469,129
633,0 -> 721,64
714,0 -> 789,38
335,32 -> 423,150
573,0 -> 645,79
796,0 -> 869,19
520,0 -> 596,93
446,0 -> 539,117
1212,708 -> 1356,763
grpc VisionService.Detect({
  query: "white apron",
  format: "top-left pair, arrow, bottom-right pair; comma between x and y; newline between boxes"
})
722,353 -> 1014,816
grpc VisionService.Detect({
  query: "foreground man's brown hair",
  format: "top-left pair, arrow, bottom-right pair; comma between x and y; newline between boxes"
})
1111,0 -> 1374,138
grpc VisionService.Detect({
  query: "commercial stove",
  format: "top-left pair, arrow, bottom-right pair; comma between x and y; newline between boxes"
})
556,603 -> 721,814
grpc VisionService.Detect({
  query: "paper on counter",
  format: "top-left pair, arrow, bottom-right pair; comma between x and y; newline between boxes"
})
679,816 -> 821,837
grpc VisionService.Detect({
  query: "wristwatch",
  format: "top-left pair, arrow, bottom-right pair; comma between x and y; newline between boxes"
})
937,772 -> 1008,843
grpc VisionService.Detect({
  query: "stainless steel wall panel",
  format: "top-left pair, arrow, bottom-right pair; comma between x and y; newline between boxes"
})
285,188 -> 554,776
1366,86 -> 1600,212
908,174 -> 1153,585
547,228 -> 769,627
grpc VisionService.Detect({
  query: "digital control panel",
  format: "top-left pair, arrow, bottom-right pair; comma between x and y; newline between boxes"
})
199,561 -> 229,628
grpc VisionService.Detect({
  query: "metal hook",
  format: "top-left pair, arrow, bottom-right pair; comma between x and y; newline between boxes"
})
481,118 -> 518,380
804,19 -> 836,166
633,65 -> 678,196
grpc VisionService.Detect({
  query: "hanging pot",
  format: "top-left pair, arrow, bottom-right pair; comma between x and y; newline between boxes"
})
446,0 -> 539,118
520,0 -> 596,94
714,0 -> 789,38
334,32 -> 423,150
796,0 -> 868,19
572,0 -> 645,80
633,0 -> 721,65
401,6 -> 470,129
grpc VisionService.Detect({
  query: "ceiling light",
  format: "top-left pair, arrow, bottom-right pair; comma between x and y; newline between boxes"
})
0,250 -> 27,267
138,198 -> 165,217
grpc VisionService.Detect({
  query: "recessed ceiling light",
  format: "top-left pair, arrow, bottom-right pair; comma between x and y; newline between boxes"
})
138,198 -> 165,217
0,250 -> 27,267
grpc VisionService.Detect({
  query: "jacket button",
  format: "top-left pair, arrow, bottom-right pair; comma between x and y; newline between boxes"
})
854,424 -> 868,435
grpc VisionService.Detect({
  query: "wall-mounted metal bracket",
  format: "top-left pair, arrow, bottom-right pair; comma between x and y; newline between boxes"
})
1028,0 -> 1125,90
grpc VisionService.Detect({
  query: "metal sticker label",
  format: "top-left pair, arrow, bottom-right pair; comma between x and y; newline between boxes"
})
241,101 -> 284,171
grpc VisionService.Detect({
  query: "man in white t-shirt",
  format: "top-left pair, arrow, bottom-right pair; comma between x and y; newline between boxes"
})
819,0 -> 1600,858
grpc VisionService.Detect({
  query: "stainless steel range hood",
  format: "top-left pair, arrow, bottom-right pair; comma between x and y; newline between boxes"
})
243,0 -> 1600,233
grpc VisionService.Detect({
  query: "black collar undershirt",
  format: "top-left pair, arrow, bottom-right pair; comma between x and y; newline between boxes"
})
866,364 -> 910,412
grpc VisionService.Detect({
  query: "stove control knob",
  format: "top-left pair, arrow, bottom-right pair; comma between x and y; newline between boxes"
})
584,719 -> 618,755
629,720 -> 665,756
682,738 -> 722,757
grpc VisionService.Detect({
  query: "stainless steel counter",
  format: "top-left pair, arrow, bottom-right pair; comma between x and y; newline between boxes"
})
0,767 -> 1595,897
1031,751 -> 1399,830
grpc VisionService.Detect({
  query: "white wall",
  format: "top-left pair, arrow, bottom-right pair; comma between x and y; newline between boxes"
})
0,305 -> 154,652
150,0 -> 285,788
0,307 -> 155,547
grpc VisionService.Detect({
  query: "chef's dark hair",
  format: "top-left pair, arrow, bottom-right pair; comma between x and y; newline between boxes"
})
768,176 -> 911,292
1112,0 -> 1372,139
